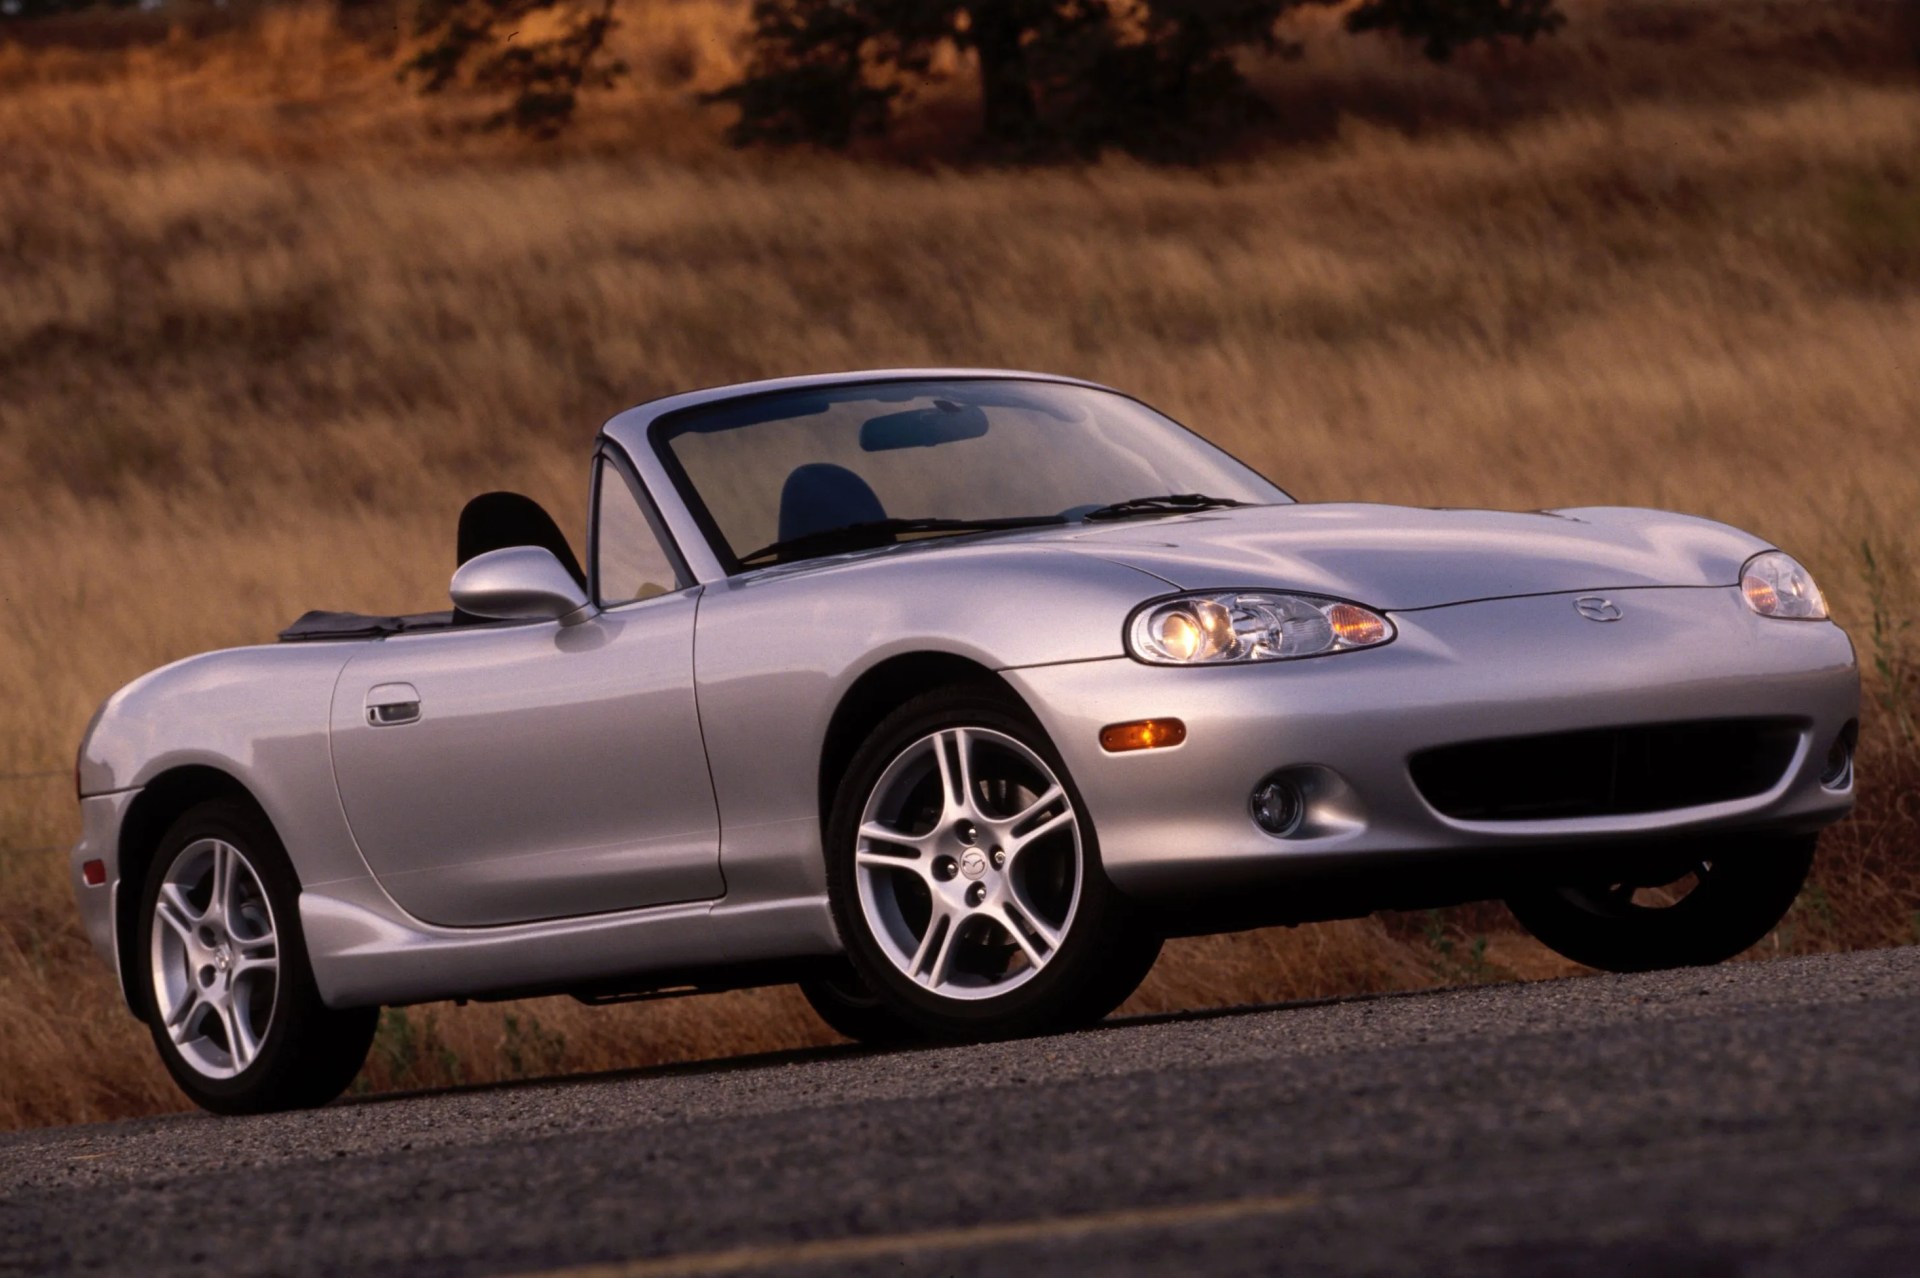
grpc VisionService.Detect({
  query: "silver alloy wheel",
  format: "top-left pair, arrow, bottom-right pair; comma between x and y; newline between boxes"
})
854,727 -> 1084,1001
149,838 -> 280,1080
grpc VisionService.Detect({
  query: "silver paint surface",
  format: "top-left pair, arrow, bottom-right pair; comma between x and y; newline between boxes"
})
1007,584 -> 1856,895
448,545 -> 594,624
71,369 -> 1860,1011
326,589 -> 722,927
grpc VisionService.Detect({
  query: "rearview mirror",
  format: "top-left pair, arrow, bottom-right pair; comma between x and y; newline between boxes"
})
450,546 -> 594,625
860,401 -> 990,452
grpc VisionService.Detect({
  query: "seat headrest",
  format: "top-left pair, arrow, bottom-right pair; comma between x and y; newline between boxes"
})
777,464 -> 886,545
456,491 -> 587,590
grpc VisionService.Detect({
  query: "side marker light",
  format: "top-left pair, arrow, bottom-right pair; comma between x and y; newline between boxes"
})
1100,719 -> 1188,753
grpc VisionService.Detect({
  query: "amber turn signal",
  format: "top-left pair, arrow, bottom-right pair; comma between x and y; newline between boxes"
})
1327,602 -> 1390,646
1742,578 -> 1779,614
1100,718 -> 1188,753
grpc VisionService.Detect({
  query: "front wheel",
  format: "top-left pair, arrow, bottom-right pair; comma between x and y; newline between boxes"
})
825,687 -> 1156,1042
137,798 -> 378,1114
1505,834 -> 1816,973
798,959 -> 923,1046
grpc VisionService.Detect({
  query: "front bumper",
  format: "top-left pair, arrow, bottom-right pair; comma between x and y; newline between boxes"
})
71,790 -> 136,1004
1004,586 -> 1858,897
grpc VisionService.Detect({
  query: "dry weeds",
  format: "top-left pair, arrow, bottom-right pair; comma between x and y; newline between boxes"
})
1,0 -> 1916,1129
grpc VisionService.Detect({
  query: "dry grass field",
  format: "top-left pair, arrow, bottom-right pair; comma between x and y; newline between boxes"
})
1,0 -> 1916,1129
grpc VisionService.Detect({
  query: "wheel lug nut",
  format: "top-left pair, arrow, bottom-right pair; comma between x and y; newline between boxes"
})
990,847 -> 1005,869
966,883 -> 986,908
955,820 -> 977,846
933,856 -> 959,882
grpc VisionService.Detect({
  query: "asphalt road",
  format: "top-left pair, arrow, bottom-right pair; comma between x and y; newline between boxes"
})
4,947 -> 1918,1278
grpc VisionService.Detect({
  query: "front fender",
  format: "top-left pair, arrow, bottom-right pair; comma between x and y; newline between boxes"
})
77,643 -> 373,891
692,546 -> 1171,902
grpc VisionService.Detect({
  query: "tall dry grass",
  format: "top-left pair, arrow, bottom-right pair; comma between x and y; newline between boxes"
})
1,0 -> 1917,1129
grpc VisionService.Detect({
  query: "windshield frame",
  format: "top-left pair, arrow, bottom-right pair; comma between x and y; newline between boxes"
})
643,373 -> 1291,577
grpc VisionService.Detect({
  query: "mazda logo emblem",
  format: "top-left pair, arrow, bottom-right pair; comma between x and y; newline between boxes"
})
1575,596 -> 1622,622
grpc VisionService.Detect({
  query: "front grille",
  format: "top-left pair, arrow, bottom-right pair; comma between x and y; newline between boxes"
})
1409,718 -> 1802,821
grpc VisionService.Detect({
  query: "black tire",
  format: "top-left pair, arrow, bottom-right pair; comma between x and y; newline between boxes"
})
1065,925 -> 1164,1027
135,798 -> 378,1114
1505,834 -> 1816,973
805,928 -> 1162,1043
825,685 -> 1155,1042
798,959 -> 923,1046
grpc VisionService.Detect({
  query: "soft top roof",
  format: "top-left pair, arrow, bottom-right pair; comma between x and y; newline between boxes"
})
279,610 -> 455,642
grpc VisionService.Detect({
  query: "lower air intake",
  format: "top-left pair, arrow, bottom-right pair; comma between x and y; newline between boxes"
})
1410,718 -> 1802,821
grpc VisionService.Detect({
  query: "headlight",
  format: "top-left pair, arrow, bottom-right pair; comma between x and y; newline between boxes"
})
1741,551 -> 1828,620
1128,591 -> 1395,665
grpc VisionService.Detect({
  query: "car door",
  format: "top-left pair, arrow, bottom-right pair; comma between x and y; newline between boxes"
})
327,460 -> 720,927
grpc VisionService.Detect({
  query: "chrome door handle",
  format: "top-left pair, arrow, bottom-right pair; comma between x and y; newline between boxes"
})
365,683 -> 422,727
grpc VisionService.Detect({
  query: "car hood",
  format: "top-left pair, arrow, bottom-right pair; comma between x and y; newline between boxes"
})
1046,503 -> 1768,611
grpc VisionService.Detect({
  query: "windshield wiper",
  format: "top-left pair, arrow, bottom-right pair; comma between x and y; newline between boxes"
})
738,514 -> 1068,567
1080,493 -> 1248,522
738,494 -> 1249,565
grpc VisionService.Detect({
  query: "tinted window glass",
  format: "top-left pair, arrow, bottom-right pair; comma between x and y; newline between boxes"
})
655,379 -> 1285,568
595,461 -> 677,605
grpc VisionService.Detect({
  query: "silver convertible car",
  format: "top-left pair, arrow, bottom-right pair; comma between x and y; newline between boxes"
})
72,369 -> 1858,1113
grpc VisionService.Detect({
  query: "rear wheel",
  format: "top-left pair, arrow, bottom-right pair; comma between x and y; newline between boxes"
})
1505,834 -> 1816,973
825,687 -> 1156,1042
137,798 -> 378,1114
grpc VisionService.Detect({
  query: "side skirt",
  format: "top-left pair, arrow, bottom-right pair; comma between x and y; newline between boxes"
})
301,886 -> 839,1009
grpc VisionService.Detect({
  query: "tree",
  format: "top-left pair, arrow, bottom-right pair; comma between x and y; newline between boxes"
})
714,0 -> 1564,152
1344,0 -> 1564,61
710,1 -> 1109,149
402,0 -> 624,136
1048,0 -> 1310,152
0,0 -> 134,17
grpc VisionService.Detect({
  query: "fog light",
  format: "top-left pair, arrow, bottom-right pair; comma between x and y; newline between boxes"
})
1821,721 -> 1857,788
1250,775 -> 1304,836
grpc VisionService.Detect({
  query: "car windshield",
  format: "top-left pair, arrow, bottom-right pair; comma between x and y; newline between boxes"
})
653,378 -> 1288,569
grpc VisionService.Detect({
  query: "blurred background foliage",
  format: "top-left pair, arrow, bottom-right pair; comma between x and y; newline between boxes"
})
9,0 -> 1569,147
0,0 -> 1915,1128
